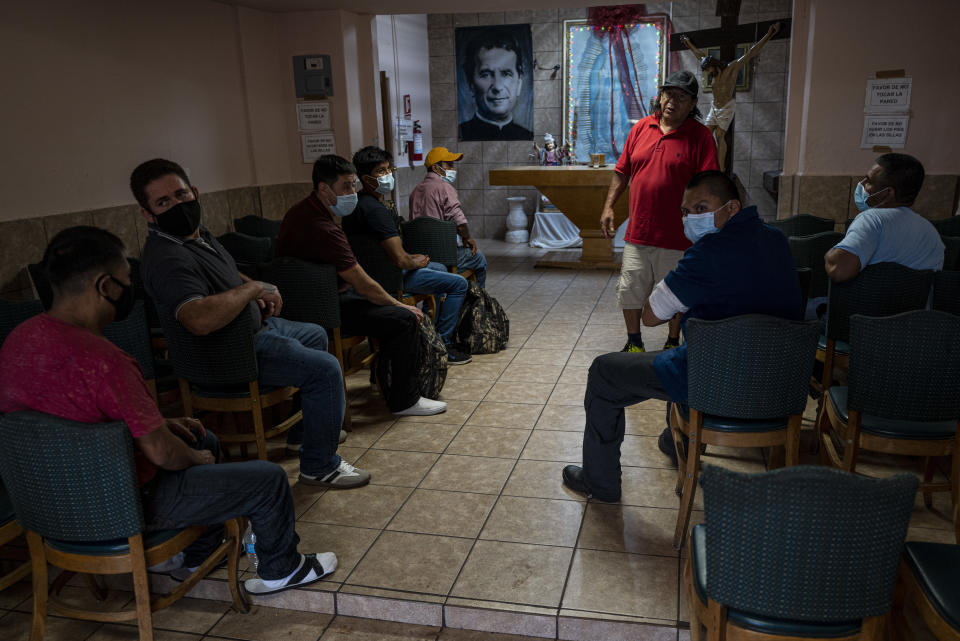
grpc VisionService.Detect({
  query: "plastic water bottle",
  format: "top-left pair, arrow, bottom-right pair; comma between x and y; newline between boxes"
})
242,525 -> 259,570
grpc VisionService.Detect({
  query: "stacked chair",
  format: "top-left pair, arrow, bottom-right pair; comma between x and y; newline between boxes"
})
933,217 -> 960,237
233,215 -> 282,261
687,464 -> 918,641
670,314 -> 819,548
0,298 -> 43,346
0,412 -> 248,641
216,232 -> 273,279
942,236 -> 960,271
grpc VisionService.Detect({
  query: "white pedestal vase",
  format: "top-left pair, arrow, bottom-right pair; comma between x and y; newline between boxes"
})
505,196 -> 529,243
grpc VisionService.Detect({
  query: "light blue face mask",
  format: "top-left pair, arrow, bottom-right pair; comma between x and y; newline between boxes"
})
329,192 -> 358,217
682,206 -> 724,243
854,181 -> 890,212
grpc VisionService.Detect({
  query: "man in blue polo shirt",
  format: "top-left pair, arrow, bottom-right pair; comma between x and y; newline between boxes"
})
562,171 -> 801,502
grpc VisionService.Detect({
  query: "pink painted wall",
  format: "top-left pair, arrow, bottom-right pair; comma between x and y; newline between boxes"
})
0,0 -> 256,220
0,0 -> 382,222
783,0 -> 960,176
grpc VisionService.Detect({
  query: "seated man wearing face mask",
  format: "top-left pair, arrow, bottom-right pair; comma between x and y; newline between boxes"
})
825,153 -> 943,283
562,171 -> 801,502
278,155 -> 447,417
344,146 -> 471,365
408,147 -> 487,288
132,158 -> 370,489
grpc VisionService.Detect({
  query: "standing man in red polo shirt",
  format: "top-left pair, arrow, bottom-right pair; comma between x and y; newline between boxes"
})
600,71 -> 719,353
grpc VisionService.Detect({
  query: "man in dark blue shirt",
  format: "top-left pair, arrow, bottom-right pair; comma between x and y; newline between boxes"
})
562,171 -> 800,502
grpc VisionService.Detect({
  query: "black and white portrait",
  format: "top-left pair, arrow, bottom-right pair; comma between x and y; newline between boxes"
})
455,24 -> 534,141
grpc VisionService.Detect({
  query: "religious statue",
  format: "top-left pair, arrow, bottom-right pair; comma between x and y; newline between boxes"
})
681,22 -> 781,171
532,133 -> 565,166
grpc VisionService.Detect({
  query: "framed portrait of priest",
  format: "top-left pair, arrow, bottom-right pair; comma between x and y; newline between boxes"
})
456,24 -> 534,141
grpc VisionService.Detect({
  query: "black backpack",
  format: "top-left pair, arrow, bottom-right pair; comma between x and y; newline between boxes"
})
378,314 -> 448,400
453,282 -> 510,354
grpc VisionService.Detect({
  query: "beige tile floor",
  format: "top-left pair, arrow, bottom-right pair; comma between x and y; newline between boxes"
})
0,241 -> 952,641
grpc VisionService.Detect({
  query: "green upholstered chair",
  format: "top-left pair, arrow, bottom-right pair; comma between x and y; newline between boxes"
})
0,412 -> 248,641
401,217 -> 476,282
158,305 -> 300,460
261,256 -> 363,429
768,214 -> 836,237
813,262 -> 933,400
895,542 -> 960,640
687,465 -> 918,641
787,231 -> 844,300
820,310 -> 960,512
671,314 -> 820,548
933,270 -> 960,317
0,479 -> 30,593
0,298 -> 43,347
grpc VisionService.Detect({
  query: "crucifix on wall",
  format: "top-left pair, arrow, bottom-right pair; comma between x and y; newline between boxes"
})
669,0 -> 791,174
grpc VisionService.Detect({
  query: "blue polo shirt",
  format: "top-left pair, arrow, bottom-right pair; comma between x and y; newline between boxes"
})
652,206 -> 802,403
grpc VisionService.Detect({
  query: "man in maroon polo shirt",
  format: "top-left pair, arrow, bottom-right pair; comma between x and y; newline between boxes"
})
599,70 -> 719,353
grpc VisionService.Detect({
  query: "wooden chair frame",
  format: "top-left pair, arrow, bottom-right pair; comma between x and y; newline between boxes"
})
671,406 -> 802,549
26,518 -> 248,641
820,402 -> 958,517
0,518 -> 30,592
683,531 -> 887,641
179,380 -> 302,460
891,556 -> 960,641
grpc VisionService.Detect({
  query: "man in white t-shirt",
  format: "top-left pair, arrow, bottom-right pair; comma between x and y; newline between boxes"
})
826,153 -> 944,282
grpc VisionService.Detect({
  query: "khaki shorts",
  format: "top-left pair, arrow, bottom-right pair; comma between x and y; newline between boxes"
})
617,242 -> 684,309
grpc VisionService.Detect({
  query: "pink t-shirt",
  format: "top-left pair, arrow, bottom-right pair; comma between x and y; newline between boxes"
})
0,314 -> 163,486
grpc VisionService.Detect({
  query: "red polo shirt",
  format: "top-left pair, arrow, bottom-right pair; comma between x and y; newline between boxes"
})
277,193 -> 358,292
615,114 -> 719,251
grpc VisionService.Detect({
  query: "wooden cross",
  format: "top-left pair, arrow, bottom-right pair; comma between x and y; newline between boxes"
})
668,0 -> 792,175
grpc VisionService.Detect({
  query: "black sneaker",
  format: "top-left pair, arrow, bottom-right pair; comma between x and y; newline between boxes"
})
447,347 -> 472,365
658,426 -> 688,468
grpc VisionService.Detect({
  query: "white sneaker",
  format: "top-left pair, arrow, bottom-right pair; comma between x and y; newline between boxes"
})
393,396 -> 447,416
298,459 -> 371,488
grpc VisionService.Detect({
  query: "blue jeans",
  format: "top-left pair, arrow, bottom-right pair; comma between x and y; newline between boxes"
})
403,262 -> 468,345
254,317 -> 344,478
458,247 -> 487,288
144,429 -> 301,580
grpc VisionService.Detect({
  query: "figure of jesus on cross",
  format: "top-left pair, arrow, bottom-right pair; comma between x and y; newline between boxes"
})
680,21 -> 781,171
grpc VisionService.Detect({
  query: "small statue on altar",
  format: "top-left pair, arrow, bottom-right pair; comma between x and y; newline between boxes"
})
533,133 -> 564,166
681,22 -> 780,171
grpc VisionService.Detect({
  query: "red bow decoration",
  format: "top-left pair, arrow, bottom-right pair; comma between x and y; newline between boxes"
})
588,4 -> 648,29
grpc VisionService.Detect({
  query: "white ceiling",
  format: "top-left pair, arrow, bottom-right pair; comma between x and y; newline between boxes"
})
217,0 -> 619,14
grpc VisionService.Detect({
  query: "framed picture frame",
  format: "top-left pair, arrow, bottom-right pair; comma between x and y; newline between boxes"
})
562,18 -> 667,165
702,43 -> 752,92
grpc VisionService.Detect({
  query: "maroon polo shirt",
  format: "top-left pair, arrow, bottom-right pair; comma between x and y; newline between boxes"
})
277,192 -> 358,292
615,114 -> 719,251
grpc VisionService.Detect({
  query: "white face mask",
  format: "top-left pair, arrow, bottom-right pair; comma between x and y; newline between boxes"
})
376,174 -> 395,195
442,169 -> 457,184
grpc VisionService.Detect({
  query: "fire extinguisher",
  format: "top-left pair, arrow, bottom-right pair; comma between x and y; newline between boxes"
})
409,120 -> 423,162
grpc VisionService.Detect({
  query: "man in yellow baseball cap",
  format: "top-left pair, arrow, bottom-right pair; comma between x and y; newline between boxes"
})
408,147 -> 487,287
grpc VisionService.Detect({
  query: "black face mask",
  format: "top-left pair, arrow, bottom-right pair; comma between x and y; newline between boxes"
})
154,199 -> 202,236
101,275 -> 135,323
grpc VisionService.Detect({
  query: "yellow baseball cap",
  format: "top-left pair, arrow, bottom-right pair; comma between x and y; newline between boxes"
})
425,147 -> 464,168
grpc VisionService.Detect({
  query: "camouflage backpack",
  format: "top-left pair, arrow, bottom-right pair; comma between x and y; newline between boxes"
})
453,282 -> 510,354
378,313 -> 448,400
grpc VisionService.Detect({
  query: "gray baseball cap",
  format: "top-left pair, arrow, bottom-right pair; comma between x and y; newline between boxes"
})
660,70 -> 699,97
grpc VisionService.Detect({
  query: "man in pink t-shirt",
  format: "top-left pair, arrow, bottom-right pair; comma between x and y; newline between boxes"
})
0,226 -> 335,596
